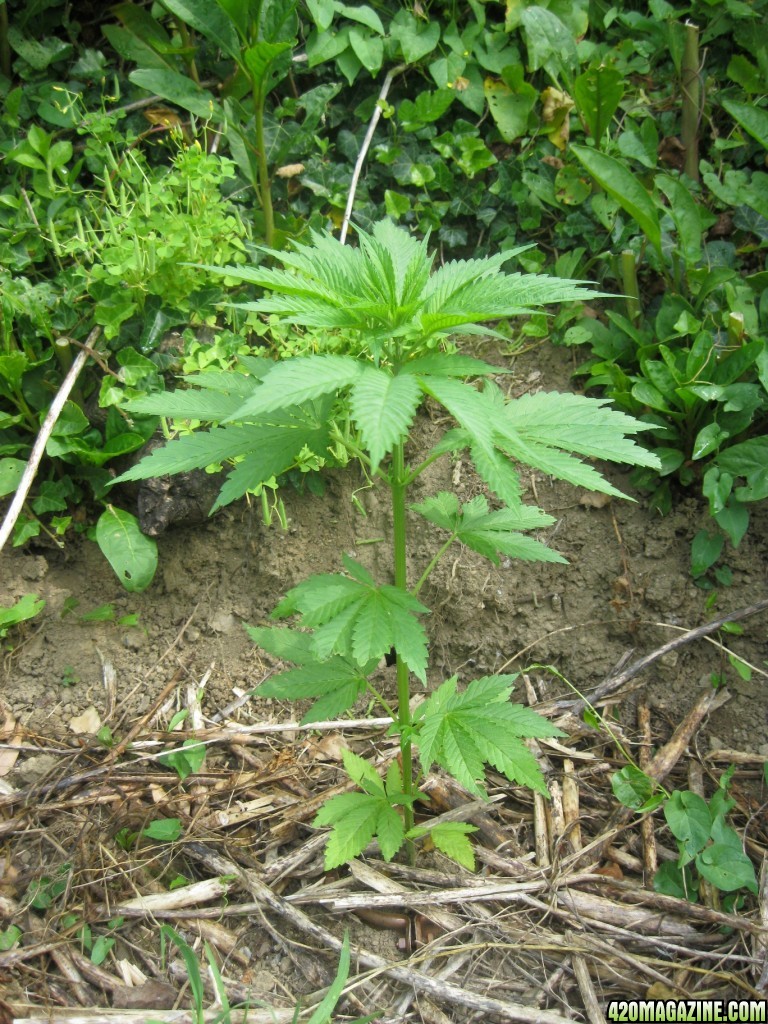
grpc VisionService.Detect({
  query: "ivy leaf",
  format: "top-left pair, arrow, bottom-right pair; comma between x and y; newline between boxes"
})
349,367 -> 422,473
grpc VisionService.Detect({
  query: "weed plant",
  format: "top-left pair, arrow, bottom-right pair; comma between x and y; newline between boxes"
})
117,221 -> 660,867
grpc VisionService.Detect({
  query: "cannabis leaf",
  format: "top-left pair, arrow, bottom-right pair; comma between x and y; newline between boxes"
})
271,555 -> 430,682
409,822 -> 479,871
348,367 -> 422,473
314,750 -> 411,868
411,491 -> 566,565
414,676 -> 564,797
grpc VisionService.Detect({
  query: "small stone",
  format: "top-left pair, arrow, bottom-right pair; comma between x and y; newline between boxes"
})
210,610 -> 238,634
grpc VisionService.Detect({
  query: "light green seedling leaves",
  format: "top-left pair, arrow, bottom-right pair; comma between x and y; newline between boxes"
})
409,821 -> 479,870
315,750 -> 407,868
96,506 -> 157,592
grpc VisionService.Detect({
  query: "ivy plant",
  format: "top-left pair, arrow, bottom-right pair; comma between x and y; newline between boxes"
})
115,220 -> 660,868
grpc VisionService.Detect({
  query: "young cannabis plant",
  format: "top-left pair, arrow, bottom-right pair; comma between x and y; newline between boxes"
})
116,221 -> 660,869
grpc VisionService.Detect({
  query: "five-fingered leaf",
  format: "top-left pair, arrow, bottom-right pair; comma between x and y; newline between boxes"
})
272,555 -> 429,681
412,491 -> 567,565
314,749 -> 408,867
415,676 -> 563,797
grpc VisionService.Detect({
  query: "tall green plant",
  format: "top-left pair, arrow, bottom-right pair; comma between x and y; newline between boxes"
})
115,221 -> 660,868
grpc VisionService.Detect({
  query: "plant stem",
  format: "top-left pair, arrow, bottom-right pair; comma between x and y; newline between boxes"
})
620,250 -> 641,324
390,442 -> 415,852
413,535 -> 455,597
253,90 -> 274,247
681,22 -> 701,183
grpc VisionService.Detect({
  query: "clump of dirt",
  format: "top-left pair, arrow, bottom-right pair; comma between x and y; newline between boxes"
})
3,342 -> 766,764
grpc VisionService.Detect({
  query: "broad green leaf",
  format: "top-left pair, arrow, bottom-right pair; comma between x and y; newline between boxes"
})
520,6 -> 578,85
399,88 -> 455,129
305,0 -> 335,31
335,3 -> 385,35
656,174 -> 708,269
484,69 -> 537,143
722,97 -> 768,151
129,69 -> 222,121
690,529 -> 724,578
242,40 -> 293,97
696,844 -> 757,893
571,144 -> 662,257
158,739 -> 207,781
348,27 -> 383,74
161,0 -> 241,59
96,507 -> 157,593
573,64 -> 624,142
664,791 -> 712,859
142,818 -> 183,842
349,368 -> 422,472
611,765 -> 658,810
0,458 -> 25,498
0,593 -> 45,634
390,14 -> 440,64
229,356 -> 363,419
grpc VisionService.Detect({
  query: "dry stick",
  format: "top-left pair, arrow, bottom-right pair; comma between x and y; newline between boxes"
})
0,327 -> 99,553
567,931 -> 606,1024
184,842 -> 573,1024
637,703 -> 658,879
339,64 -> 406,244
556,596 -> 768,715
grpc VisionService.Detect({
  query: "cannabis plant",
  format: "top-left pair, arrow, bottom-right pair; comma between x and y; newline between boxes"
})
116,221 -> 659,869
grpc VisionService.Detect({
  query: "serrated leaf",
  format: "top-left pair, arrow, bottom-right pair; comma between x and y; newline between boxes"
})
493,391 -> 660,496
349,368 -> 422,472
314,793 -> 382,868
416,675 -> 561,796
342,748 -> 385,794
245,624 -> 320,665
229,356 -> 363,419
411,491 -> 564,566
376,804 -> 405,861
424,822 -> 478,870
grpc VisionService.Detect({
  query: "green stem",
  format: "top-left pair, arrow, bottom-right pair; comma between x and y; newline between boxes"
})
413,535 -> 455,598
620,250 -> 641,324
253,89 -> 274,247
391,442 -> 415,852
681,21 -> 701,183
403,450 -> 445,487
364,679 -> 396,721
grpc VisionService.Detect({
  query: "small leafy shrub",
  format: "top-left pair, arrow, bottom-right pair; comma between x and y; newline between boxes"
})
117,220 -> 660,868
